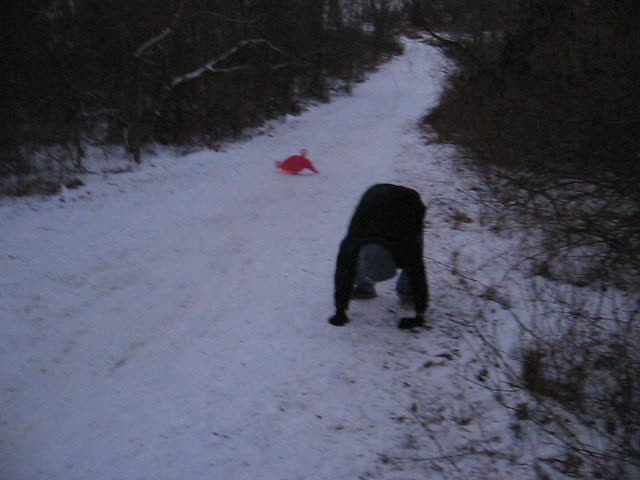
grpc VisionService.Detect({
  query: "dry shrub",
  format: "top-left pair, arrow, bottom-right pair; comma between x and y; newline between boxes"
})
423,1 -> 640,477
425,0 -> 640,287
515,284 -> 640,478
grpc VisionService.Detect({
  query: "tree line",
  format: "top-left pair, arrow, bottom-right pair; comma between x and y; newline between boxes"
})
423,0 -> 639,284
421,2 -> 639,477
1,1 -> 407,188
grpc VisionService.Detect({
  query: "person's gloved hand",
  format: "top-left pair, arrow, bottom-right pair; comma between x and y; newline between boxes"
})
328,311 -> 350,326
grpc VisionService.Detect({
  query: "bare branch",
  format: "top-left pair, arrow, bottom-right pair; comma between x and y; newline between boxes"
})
133,0 -> 186,58
193,9 -> 255,24
134,27 -> 173,58
170,38 -> 281,88
423,27 -> 503,87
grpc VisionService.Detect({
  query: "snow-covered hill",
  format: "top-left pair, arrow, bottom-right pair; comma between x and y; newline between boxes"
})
0,38 -> 587,480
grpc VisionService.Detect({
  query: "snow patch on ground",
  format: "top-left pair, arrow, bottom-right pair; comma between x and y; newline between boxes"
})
0,38 -> 598,480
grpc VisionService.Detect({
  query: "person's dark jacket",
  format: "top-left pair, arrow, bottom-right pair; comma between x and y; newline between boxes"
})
329,183 -> 429,328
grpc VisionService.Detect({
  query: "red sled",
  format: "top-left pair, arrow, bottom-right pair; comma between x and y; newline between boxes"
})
276,149 -> 319,174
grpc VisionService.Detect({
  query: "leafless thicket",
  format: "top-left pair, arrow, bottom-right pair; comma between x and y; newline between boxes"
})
420,0 -> 639,477
2,1 -> 407,193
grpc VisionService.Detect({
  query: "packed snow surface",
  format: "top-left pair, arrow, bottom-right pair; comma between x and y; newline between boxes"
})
1,39 -> 534,479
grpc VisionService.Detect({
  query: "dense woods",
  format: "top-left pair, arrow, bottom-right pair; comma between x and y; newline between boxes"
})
2,0 -> 405,187
420,2 -> 639,477
422,0 -> 639,285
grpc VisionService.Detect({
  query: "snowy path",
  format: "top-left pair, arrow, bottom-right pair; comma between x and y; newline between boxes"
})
0,40 -> 473,480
